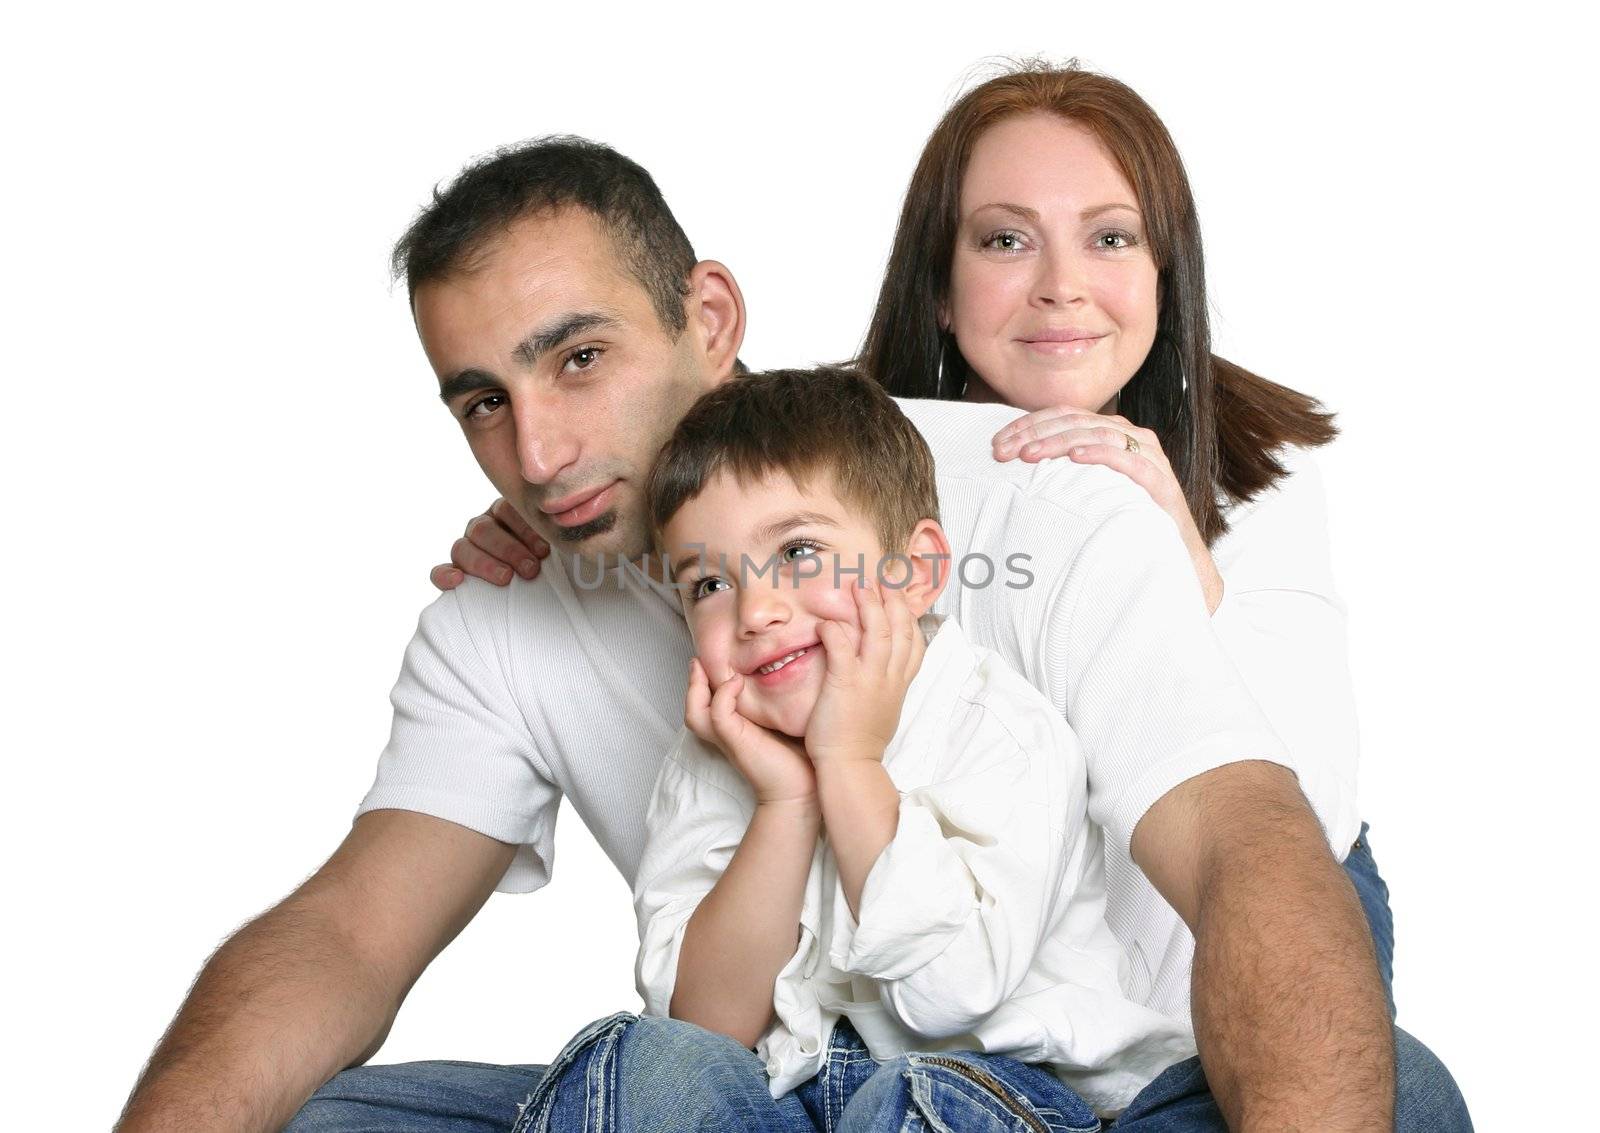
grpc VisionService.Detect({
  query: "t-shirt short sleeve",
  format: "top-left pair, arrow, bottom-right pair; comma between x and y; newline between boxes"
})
1016,497 -> 1294,857
356,589 -> 559,893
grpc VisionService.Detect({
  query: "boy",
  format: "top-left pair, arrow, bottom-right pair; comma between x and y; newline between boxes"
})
517,368 -> 1188,1131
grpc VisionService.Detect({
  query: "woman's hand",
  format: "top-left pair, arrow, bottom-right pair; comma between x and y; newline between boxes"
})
685,657 -> 816,804
992,406 -> 1225,612
430,498 -> 550,591
805,579 -> 926,765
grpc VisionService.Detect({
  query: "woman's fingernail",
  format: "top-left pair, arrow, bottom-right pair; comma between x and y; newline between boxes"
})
521,559 -> 538,576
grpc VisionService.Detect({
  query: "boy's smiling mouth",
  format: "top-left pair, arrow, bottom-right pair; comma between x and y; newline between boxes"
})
744,641 -> 822,687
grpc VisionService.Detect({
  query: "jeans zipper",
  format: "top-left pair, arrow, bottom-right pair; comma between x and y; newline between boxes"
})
913,1056 -> 1052,1133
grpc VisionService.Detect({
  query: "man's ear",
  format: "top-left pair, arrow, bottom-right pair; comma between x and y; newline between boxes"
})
685,260 -> 745,379
897,519 -> 953,617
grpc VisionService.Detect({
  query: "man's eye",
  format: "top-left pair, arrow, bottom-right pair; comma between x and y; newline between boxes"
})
691,577 -> 729,601
464,393 -> 507,420
564,346 -> 604,372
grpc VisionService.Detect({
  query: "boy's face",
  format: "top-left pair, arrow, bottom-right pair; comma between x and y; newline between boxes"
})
663,468 -> 925,739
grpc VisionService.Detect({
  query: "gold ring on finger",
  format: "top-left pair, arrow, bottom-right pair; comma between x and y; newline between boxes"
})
1123,433 -> 1140,455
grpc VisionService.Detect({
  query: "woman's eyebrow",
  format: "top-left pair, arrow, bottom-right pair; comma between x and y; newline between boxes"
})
964,201 -> 1141,223
1080,202 -> 1141,219
966,202 -> 1040,223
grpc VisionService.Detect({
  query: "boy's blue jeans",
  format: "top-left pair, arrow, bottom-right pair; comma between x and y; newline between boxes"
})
508,1013 -> 1100,1132
287,826 -> 1471,1131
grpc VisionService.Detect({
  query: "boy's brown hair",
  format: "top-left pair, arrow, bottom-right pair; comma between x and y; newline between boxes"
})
647,366 -> 939,551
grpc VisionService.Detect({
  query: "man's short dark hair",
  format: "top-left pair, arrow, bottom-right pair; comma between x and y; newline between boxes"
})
647,367 -> 940,553
391,136 -> 697,333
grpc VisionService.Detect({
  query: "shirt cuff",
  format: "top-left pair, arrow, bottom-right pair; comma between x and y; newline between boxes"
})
833,805 -> 972,979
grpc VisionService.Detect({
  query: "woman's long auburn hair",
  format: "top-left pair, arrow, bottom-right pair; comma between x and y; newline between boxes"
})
857,62 -> 1337,544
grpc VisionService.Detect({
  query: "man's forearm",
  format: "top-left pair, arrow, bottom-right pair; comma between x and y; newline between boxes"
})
116,899 -> 397,1133
1186,770 -> 1394,1131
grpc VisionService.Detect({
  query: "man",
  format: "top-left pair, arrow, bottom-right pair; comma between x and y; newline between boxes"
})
116,138 -> 1468,1132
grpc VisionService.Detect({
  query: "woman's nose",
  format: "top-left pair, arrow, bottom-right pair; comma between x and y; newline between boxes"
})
1031,247 -> 1089,308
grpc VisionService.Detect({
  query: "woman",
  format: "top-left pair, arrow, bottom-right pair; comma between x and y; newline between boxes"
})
436,63 -> 1389,999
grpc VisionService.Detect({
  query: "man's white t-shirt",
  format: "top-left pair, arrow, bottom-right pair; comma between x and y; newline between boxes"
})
358,396 -> 1355,1034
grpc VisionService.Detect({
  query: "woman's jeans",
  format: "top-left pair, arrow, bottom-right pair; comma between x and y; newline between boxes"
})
286,825 -> 1471,1131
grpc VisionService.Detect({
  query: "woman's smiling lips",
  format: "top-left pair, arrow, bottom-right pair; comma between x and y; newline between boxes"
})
1019,328 -> 1108,356
542,481 -> 619,527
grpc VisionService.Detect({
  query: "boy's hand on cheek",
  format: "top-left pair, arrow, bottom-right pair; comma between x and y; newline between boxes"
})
685,657 -> 816,805
805,578 -> 925,765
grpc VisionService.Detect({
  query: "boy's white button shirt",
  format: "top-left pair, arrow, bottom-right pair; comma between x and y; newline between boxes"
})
634,614 -> 1193,1113
357,397 -> 1358,1066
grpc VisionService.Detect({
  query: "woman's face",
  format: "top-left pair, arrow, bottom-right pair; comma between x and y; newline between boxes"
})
945,112 -> 1159,414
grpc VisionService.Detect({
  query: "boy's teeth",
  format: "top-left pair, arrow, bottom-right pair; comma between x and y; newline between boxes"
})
758,648 -> 807,675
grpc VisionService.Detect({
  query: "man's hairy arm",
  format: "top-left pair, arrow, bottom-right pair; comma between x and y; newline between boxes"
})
1133,760 -> 1393,1132
116,810 -> 516,1133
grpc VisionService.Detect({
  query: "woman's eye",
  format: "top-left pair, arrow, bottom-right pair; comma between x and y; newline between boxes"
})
1095,230 -> 1137,250
982,230 -> 1026,252
691,577 -> 729,601
464,393 -> 507,420
564,346 -> 603,372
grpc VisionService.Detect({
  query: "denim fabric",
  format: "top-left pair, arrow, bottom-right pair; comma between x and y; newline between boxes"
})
284,822 -> 1455,1131
1111,1027 -> 1471,1130
1343,821 -> 1397,1018
523,1013 -> 1100,1132
282,1058 -> 544,1131
797,1017 -> 1100,1133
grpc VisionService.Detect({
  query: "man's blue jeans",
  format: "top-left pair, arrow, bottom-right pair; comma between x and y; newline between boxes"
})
287,825 -> 1470,1131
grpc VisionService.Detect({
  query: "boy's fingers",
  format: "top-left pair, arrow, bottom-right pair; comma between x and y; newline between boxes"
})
708,672 -> 748,745
856,577 -> 890,664
684,659 -> 714,740
818,620 -> 857,680
882,583 -> 915,676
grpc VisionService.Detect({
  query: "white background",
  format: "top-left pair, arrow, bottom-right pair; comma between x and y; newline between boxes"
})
5,3 -> 1595,1129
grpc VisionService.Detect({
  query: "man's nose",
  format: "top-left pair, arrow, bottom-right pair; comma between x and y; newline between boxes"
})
512,396 -> 579,486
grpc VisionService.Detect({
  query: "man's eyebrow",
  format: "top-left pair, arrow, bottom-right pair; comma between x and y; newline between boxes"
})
438,369 -> 500,404
512,311 -> 618,368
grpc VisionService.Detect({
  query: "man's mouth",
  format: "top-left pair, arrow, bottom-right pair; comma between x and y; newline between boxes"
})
542,481 -> 619,528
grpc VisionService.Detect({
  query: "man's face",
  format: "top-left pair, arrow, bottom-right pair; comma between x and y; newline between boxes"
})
415,208 -> 719,564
